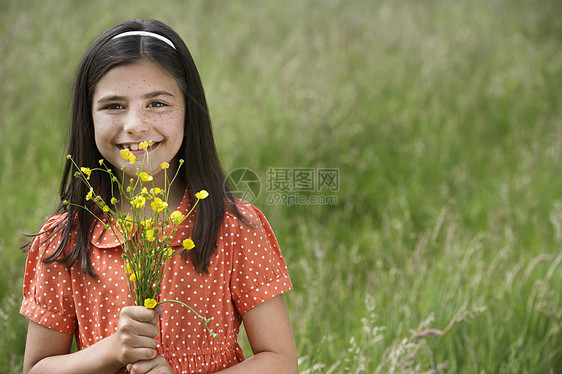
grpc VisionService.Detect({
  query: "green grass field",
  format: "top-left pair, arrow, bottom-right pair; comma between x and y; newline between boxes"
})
1,0 -> 561,372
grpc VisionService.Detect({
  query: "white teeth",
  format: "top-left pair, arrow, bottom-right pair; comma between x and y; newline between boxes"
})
121,142 -> 155,151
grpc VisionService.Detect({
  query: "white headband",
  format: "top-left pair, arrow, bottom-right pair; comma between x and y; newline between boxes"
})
111,31 -> 177,50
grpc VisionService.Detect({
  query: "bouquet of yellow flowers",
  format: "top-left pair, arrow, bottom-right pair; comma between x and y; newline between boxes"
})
66,141 -> 216,337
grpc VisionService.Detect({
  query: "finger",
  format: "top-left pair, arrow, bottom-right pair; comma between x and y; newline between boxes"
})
119,317 -> 160,338
154,304 -> 165,315
133,307 -> 160,325
121,347 -> 157,368
133,323 -> 160,339
128,356 -> 163,374
121,306 -> 159,325
130,335 -> 158,349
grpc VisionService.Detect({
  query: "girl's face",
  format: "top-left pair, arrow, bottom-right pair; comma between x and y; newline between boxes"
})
92,59 -> 185,184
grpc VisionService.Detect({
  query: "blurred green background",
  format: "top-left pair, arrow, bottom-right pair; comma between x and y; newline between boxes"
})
1,0 -> 561,372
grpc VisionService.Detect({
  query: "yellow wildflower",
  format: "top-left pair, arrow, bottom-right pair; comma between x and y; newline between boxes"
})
102,205 -> 110,213
131,195 -> 146,209
166,247 -> 174,258
170,210 -> 184,225
125,262 -> 132,273
151,198 -> 168,212
120,148 -> 131,160
160,162 -> 169,169
183,238 -> 195,250
139,172 -> 153,182
195,190 -> 209,200
120,149 -> 136,164
146,229 -> 156,242
118,215 -> 133,231
129,273 -> 136,282
99,159 -> 104,166
144,298 -> 158,309
139,141 -> 149,150
81,167 -> 92,180
140,219 -> 153,227
85,189 -> 94,201
151,187 -> 162,196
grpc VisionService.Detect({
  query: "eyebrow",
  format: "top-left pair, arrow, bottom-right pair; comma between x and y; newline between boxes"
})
96,90 -> 175,103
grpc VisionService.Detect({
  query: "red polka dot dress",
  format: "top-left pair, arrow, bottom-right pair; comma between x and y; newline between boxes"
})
20,189 -> 293,373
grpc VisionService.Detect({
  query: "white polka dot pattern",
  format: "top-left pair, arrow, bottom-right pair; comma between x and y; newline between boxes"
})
20,190 -> 292,373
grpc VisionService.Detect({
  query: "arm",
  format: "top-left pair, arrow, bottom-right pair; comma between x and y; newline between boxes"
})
218,294 -> 298,374
23,306 -> 161,374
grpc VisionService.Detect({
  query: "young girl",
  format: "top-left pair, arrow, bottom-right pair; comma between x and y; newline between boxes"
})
21,19 -> 297,374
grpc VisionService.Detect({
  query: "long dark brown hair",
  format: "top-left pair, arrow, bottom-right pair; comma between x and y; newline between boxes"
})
24,19 -> 246,275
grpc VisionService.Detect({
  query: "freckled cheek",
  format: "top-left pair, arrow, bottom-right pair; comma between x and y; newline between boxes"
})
93,116 -> 121,148
152,110 -> 185,134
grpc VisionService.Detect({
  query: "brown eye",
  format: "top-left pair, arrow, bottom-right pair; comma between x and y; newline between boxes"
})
148,101 -> 167,108
103,103 -> 125,110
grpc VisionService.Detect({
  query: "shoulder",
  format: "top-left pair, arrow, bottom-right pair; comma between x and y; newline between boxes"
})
28,213 -> 74,256
224,199 -> 271,229
221,199 -> 281,249
38,213 -> 68,233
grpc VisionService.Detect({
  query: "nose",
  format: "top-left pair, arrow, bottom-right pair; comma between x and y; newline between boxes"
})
123,106 -> 149,135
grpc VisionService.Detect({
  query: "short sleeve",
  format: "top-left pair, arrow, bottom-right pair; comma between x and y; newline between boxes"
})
229,202 -> 292,315
20,215 -> 77,334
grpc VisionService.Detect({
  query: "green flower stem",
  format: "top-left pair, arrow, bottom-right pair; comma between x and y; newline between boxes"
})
156,299 -> 218,338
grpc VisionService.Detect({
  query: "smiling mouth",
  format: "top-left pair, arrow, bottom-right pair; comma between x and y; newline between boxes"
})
120,141 -> 160,152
